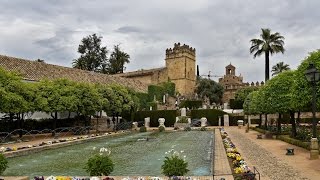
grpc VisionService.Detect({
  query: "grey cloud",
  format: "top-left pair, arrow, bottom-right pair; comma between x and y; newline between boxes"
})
0,0 -> 320,83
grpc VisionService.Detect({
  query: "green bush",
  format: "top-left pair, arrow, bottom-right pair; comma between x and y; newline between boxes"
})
179,100 -> 202,109
146,101 -> 158,111
177,116 -> 188,123
136,92 -> 149,110
159,126 -> 165,132
161,155 -> 189,176
277,135 -> 310,150
200,127 -> 207,131
184,127 -> 191,131
134,110 -> 177,127
0,153 -> 8,175
139,126 -> 147,132
148,85 -> 165,102
191,109 -> 227,126
161,81 -> 176,96
85,154 -> 114,176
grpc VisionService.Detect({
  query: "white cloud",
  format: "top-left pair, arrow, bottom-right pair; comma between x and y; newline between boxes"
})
0,0 -> 319,83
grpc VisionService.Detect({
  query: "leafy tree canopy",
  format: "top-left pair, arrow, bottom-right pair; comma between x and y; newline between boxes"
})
196,78 -> 224,104
73,34 -> 108,72
103,45 -> 130,74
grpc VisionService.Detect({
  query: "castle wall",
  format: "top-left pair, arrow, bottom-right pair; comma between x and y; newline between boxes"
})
126,74 -> 153,85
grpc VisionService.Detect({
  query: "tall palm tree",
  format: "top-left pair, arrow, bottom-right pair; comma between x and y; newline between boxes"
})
250,28 -> 285,82
271,62 -> 290,76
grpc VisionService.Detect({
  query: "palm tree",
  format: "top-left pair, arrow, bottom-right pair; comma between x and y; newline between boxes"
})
107,45 -> 130,74
271,62 -> 290,76
250,28 -> 285,82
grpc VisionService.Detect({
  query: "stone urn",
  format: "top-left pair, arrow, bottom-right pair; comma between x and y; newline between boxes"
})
132,122 -> 138,130
200,117 -> 207,127
158,118 -> 166,127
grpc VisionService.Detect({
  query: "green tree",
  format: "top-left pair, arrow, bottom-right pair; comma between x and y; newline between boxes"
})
263,71 -> 296,134
271,62 -> 290,76
233,86 -> 259,108
196,78 -> 224,104
291,50 -> 320,133
250,28 -> 285,82
73,34 -> 108,72
104,45 -> 130,74
37,79 -> 78,136
0,68 -> 35,134
74,82 -> 103,127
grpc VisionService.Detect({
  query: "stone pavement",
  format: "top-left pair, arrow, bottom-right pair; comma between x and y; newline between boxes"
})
213,129 -> 234,180
225,126 -> 320,180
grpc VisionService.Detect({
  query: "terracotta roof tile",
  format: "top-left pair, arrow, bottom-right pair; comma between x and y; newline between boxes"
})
0,55 -> 147,92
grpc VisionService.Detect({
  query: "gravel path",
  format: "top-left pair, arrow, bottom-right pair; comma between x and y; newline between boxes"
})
227,128 -> 309,180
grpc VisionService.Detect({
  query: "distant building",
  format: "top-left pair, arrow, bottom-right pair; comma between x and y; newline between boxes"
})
115,43 -> 196,97
219,63 -> 264,103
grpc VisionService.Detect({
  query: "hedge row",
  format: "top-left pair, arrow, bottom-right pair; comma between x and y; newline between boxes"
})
277,135 -> 311,150
0,118 -> 83,132
191,109 -> 227,126
134,110 -> 177,127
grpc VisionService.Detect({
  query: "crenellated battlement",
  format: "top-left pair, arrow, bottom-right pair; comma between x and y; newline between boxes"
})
166,42 -> 196,58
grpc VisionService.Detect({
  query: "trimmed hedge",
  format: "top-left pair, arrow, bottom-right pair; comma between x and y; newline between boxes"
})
134,110 -> 177,127
179,100 -> 202,109
191,109 -> 227,126
277,135 -> 311,150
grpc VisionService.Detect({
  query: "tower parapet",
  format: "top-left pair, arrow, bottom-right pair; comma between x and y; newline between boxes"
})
166,42 -> 196,59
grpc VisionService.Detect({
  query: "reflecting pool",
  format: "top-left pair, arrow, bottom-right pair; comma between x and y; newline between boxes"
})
4,131 -> 214,176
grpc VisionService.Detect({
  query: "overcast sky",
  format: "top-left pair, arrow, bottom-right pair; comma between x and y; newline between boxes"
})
0,0 -> 319,83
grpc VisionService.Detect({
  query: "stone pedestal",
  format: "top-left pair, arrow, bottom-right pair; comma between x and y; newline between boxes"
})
158,118 -> 166,127
175,117 -> 179,123
144,117 -> 150,128
132,122 -> 138,130
187,118 -> 191,124
218,116 -> 221,126
224,114 -> 229,126
200,117 -> 207,127
310,138 -> 319,160
181,108 -> 187,117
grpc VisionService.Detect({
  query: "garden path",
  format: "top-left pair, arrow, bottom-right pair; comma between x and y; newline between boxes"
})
225,126 -> 320,180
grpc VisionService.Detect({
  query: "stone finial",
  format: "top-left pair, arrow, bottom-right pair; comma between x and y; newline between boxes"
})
251,82 -> 254,86
261,81 -> 265,85
256,81 -> 259,86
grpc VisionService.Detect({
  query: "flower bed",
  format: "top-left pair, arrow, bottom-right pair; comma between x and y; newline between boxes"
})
220,128 -> 256,179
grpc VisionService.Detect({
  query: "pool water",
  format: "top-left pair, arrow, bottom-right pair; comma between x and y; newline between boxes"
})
4,131 -> 214,176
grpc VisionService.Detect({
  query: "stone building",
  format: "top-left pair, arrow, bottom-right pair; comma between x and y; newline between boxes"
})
219,63 -> 264,103
115,43 -> 196,96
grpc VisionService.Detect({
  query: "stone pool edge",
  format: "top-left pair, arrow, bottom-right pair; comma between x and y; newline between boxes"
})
3,131 -> 132,158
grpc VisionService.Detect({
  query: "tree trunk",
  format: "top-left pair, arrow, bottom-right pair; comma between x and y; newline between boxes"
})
277,113 -> 281,133
265,52 -> 270,82
52,112 -> 58,137
290,111 -> 297,137
264,114 -> 268,129
297,111 -> 301,126
259,114 -> 262,127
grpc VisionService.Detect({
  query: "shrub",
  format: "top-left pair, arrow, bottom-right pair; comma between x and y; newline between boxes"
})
85,154 -> 114,176
184,127 -> 191,131
200,127 -> 207,131
139,126 -> 147,132
159,126 -> 165,132
191,109 -> 227,126
177,116 -> 188,123
0,153 -> 8,175
134,110 -> 177,127
161,155 -> 189,176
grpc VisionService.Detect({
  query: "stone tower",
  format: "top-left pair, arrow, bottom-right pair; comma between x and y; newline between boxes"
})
165,43 -> 196,96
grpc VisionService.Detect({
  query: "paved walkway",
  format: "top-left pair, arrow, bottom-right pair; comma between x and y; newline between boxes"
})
213,129 -> 234,180
225,126 -> 320,180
